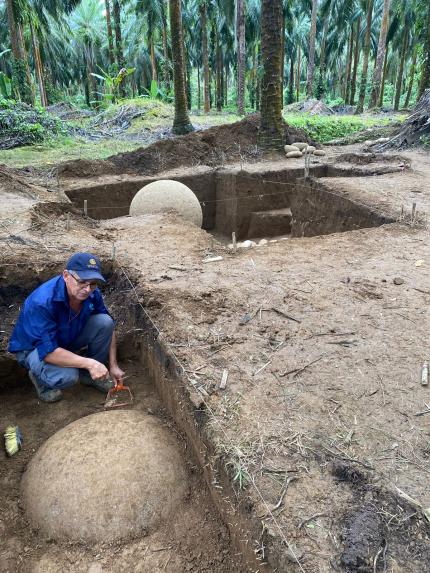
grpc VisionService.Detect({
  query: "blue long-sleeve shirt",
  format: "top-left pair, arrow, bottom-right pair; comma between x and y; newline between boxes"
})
8,275 -> 110,361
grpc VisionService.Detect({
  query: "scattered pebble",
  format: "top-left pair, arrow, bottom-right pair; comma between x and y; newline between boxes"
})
393,277 -> 404,285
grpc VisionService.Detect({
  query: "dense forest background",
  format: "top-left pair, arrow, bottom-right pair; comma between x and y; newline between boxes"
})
1,0 -> 430,115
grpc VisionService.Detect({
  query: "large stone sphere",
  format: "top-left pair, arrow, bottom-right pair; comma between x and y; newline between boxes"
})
21,411 -> 188,542
129,179 -> 203,227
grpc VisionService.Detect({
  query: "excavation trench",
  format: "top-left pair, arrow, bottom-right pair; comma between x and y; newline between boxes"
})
63,155 -> 402,241
0,265 -> 260,572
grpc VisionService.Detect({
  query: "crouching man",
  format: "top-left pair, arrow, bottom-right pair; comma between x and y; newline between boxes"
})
8,252 -> 125,403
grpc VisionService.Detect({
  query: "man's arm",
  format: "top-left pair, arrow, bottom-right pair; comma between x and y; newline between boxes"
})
45,348 -> 108,380
108,332 -> 125,385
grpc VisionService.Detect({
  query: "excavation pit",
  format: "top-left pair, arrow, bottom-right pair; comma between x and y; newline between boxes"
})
2,147 -> 428,572
0,266 -> 252,572
63,156 -> 401,240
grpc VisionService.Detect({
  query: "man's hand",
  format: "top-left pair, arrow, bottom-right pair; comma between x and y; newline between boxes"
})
86,359 -> 109,381
109,364 -> 126,386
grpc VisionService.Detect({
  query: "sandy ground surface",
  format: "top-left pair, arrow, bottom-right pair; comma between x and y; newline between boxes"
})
1,145 -> 429,573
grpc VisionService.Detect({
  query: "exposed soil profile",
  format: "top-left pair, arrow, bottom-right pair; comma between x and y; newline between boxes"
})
1,144 -> 430,573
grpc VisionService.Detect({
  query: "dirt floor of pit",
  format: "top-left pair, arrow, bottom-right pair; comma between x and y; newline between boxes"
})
1,145 -> 430,573
0,362 -> 247,573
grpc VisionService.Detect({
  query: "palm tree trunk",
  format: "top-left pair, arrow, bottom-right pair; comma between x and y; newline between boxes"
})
418,2 -> 430,98
6,0 -> 32,104
236,0 -> 246,115
169,0 -> 193,134
161,4 -> 170,92
404,47 -> 417,108
259,0 -> 284,150
369,0 -> 391,108
224,63 -> 228,105
18,24 -> 35,103
318,16 -> 329,99
150,40 -> 157,82
104,0 -> 115,66
29,19 -> 47,107
378,45 -> 389,107
281,15 -> 285,105
186,47 -> 192,109
306,0 -> 318,97
287,56 -> 294,104
112,0 -> 126,97
256,44 -> 261,111
344,27 -> 354,103
197,65 -> 201,110
296,46 -> 301,101
394,25 -> 408,110
200,1 -> 210,113
350,17 -> 361,105
216,32 -> 222,111
356,0 -> 374,114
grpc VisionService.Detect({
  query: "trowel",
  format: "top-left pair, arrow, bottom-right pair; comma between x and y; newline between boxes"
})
104,377 -> 134,409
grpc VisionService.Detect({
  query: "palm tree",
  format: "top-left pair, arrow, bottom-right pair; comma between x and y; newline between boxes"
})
6,0 -> 33,102
69,0 -> 104,106
112,0 -> 126,95
236,0 -> 245,114
306,0 -> 318,97
258,0 -> 284,150
169,0 -> 194,133
356,0 -> 374,113
104,0 -> 115,66
368,0 -> 391,108
418,0 -> 430,98
200,0 -> 210,112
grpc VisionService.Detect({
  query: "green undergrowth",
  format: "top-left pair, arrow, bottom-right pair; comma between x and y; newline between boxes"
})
283,112 -> 394,143
0,99 -> 66,147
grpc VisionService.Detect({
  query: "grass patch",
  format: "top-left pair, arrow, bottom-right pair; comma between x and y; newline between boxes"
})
283,113 -> 393,143
0,136 -> 143,169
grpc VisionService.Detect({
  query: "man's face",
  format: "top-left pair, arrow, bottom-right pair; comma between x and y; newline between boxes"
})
63,270 -> 99,302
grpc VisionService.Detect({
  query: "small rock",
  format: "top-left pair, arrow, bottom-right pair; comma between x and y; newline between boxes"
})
393,277 -> 404,285
313,149 -> 326,156
258,239 -> 268,246
286,150 -> 303,158
238,240 -> 254,248
284,144 -> 300,153
376,137 -> 390,143
291,142 -> 308,150
305,145 -> 316,154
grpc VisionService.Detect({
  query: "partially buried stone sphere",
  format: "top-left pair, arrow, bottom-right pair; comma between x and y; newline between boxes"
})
21,410 -> 188,542
129,179 -> 203,227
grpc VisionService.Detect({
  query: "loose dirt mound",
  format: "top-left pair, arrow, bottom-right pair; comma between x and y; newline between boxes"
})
285,98 -> 335,115
57,114 -> 314,179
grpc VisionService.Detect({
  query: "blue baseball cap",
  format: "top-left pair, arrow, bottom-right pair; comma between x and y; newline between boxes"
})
66,252 -> 106,282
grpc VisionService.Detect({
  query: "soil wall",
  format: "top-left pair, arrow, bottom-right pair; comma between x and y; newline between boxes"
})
290,178 -> 394,237
65,170 -> 217,230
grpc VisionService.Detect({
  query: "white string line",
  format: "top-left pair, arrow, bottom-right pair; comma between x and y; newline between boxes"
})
118,263 -> 308,573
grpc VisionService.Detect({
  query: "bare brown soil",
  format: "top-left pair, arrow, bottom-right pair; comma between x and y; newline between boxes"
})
1,135 -> 430,573
57,115 -> 315,179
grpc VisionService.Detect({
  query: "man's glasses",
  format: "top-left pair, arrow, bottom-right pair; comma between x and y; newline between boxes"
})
68,271 -> 99,290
